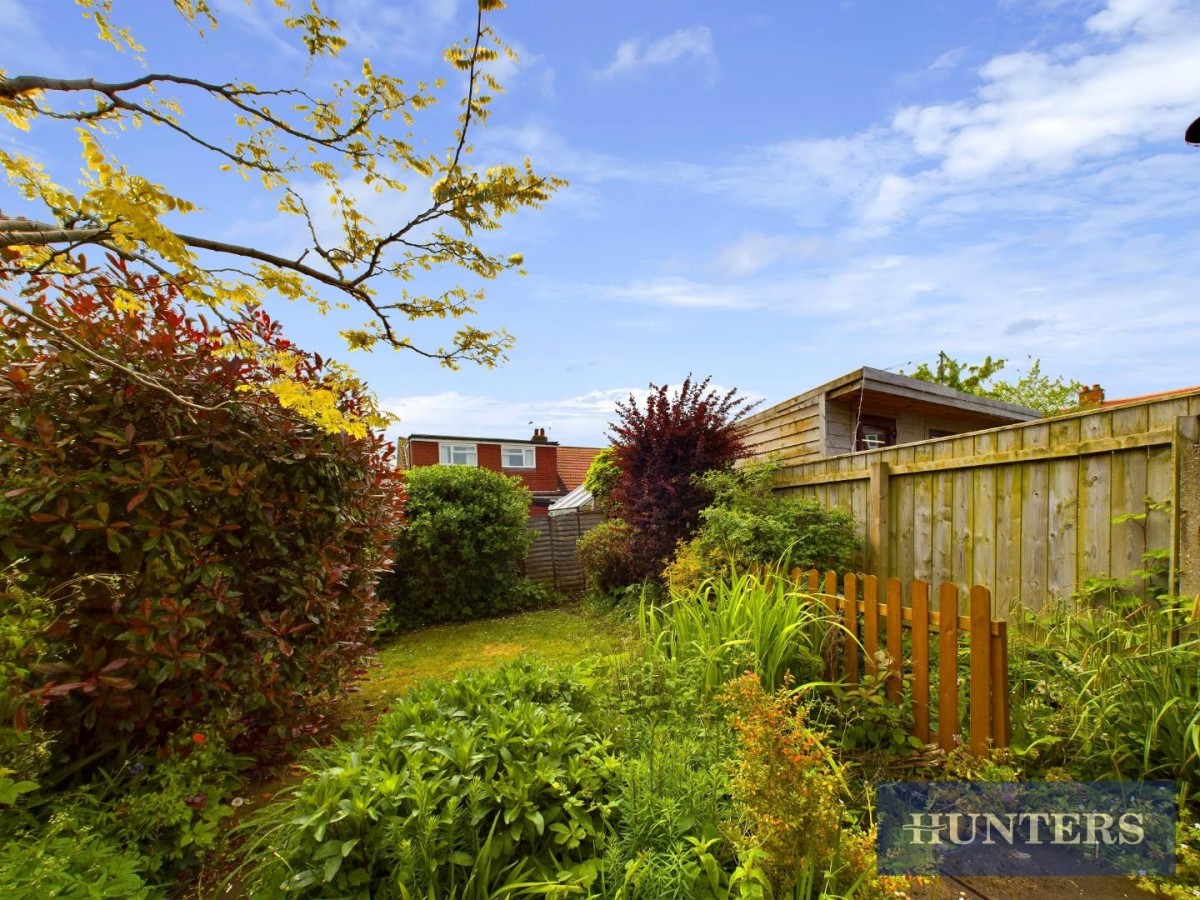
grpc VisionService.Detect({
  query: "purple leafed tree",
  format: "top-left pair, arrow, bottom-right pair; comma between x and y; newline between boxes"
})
608,375 -> 759,581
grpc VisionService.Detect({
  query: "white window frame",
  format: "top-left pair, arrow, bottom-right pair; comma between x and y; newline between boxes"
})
438,442 -> 478,467
500,445 -> 536,469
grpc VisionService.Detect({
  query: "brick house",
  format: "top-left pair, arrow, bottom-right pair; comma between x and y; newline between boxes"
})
401,428 -> 602,517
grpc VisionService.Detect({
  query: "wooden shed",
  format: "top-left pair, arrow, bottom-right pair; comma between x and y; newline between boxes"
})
742,367 -> 1041,467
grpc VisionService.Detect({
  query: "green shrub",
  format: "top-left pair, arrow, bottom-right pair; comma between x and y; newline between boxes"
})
234,660 -> 620,897
666,463 -> 859,593
377,465 -> 542,628
578,519 -> 639,600
0,263 -> 402,759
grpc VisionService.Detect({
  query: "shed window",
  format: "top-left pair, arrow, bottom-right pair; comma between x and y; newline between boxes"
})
501,445 -> 535,469
439,443 -> 477,466
855,415 -> 897,451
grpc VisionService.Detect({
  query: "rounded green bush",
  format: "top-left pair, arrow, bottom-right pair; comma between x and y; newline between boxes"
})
377,464 -> 541,627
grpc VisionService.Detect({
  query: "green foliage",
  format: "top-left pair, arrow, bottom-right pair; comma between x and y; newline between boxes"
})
578,519 -> 640,600
599,659 -> 739,897
907,351 -> 1007,395
0,820 -> 152,900
665,464 -> 859,593
234,660 -> 620,897
905,352 -> 1082,415
0,566 -> 54,790
583,448 -> 621,512
805,667 -> 921,755
989,357 -> 1084,415
1007,598 -> 1200,800
101,730 -> 247,878
377,464 -> 543,628
639,571 -> 834,695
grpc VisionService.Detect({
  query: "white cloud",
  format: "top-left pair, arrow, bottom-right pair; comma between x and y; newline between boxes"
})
929,46 -> 969,73
1085,0 -> 1180,34
599,276 -> 756,309
595,25 -> 717,82
713,232 -> 825,277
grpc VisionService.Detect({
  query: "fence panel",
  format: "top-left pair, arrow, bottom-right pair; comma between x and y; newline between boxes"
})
789,568 -> 1009,754
522,511 -> 607,594
772,396 -> 1200,612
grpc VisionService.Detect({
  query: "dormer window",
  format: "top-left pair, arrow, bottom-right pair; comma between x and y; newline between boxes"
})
501,445 -> 535,469
439,443 -> 477,466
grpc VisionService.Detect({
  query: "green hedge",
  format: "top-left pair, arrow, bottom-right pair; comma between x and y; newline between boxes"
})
377,465 -> 544,628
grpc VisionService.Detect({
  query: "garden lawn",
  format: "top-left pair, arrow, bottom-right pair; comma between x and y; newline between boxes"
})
342,604 -> 630,722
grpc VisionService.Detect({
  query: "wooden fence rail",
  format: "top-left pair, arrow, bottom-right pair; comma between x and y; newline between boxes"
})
766,400 -> 1200,614
788,568 -> 1009,754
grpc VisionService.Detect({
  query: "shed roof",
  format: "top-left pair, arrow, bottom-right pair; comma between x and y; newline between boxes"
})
742,366 -> 1042,428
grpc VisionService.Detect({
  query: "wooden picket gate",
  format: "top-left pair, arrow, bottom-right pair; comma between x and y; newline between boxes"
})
782,568 -> 1010,754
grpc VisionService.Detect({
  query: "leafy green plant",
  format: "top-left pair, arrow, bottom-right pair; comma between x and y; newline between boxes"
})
0,566 -> 54,793
665,463 -> 859,593
583,448 -> 621,513
0,262 -> 402,760
233,660 -> 620,897
0,819 -> 152,900
599,660 -> 738,898
639,571 -> 834,695
1008,597 -> 1200,800
804,664 -> 920,755
578,520 -> 640,601
377,464 -> 542,628
904,352 -> 1082,415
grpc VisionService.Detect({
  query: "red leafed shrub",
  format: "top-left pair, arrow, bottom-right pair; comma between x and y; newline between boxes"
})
608,376 -> 757,582
0,259 -> 403,759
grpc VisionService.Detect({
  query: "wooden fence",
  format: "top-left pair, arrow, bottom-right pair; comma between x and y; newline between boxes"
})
773,394 -> 1200,614
523,510 -> 606,594
789,568 -> 1009,754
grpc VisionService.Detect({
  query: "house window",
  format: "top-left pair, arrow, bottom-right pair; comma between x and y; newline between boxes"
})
855,415 -> 897,451
439,443 -> 477,466
501,445 -> 536,469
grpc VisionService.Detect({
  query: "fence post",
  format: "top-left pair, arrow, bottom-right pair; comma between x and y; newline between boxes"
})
968,585 -> 993,755
911,580 -> 930,744
868,462 -> 890,577
937,583 -> 959,752
1173,415 -> 1200,601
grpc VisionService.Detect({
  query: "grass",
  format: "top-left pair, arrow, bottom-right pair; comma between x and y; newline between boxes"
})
341,603 -> 631,722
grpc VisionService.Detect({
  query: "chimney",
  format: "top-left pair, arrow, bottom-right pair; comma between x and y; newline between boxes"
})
530,427 -> 548,444
1078,384 -> 1105,407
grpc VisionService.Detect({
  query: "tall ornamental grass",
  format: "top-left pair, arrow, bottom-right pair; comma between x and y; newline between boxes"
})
1009,597 -> 1200,801
638,570 -> 836,695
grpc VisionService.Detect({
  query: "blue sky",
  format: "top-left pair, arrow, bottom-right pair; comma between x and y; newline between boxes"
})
5,0 -> 1200,446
